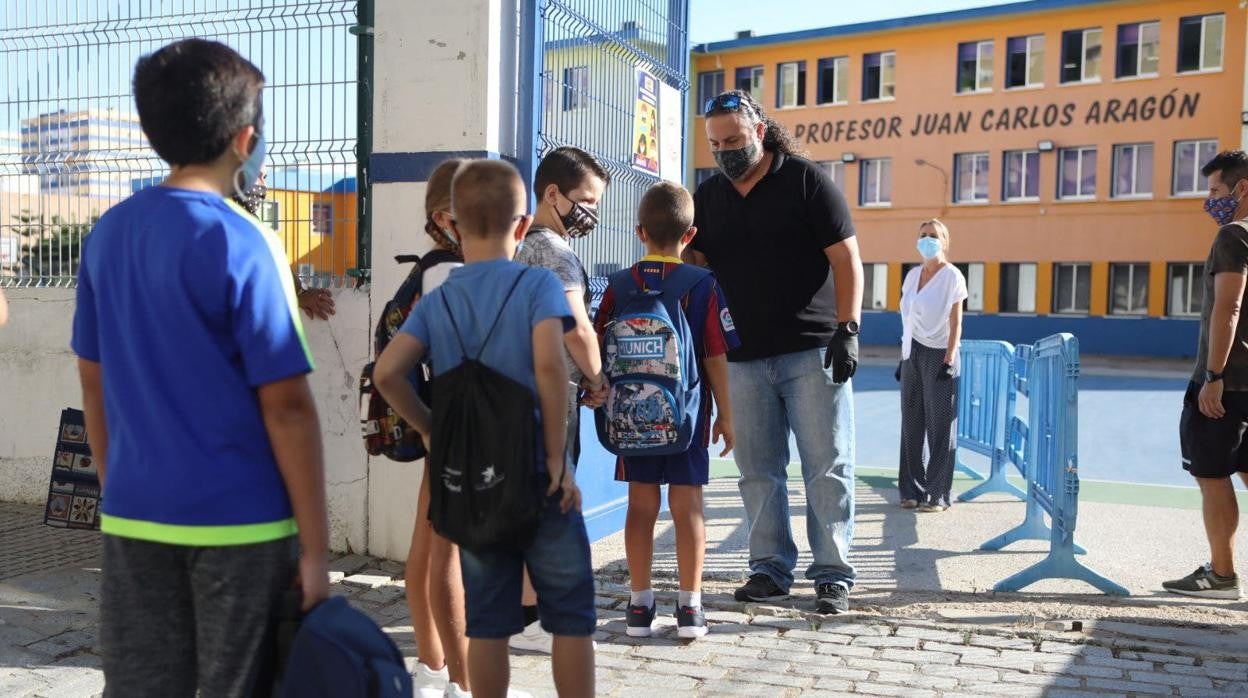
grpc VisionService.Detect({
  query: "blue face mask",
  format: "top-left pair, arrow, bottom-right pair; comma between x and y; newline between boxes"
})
234,131 -> 266,200
917,236 -> 942,260
1205,193 -> 1239,226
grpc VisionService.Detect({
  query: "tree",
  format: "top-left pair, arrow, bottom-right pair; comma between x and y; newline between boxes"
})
11,210 -> 97,283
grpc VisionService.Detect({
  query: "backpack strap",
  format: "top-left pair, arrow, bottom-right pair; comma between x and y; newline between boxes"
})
654,264 -> 711,319
441,267 -> 530,361
606,267 -> 643,312
418,248 -> 462,271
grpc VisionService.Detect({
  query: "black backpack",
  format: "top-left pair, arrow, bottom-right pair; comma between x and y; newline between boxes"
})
428,268 -> 543,552
359,250 -> 461,462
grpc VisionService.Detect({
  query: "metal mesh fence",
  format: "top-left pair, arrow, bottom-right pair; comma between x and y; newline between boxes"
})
535,0 -> 689,275
0,0 -> 366,288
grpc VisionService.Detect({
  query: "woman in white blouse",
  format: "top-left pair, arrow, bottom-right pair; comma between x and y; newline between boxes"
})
896,219 -> 967,512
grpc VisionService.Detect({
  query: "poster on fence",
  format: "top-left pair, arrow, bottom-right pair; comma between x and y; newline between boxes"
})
631,68 -> 660,175
44,408 -> 101,530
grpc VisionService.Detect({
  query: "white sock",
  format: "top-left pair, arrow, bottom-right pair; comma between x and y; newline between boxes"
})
630,588 -> 655,608
678,590 -> 701,609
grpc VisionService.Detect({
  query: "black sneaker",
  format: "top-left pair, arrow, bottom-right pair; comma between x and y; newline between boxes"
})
1162,564 -> 1242,600
733,573 -> 790,602
816,582 -> 849,614
625,602 -> 657,637
675,605 -> 708,639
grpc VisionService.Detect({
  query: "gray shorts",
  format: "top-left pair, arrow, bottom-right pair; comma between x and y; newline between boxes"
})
100,533 -> 298,698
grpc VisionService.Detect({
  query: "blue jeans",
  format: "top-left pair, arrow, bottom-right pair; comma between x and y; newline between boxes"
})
729,347 -> 856,590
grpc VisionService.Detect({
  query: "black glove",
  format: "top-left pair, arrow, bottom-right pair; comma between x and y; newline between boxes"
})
936,363 -> 954,381
824,324 -> 859,384
894,361 -> 902,383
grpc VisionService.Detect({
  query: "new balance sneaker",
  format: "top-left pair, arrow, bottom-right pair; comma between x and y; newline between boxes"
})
1162,564 -> 1242,599
816,582 -> 850,614
508,619 -> 553,653
413,661 -> 449,698
734,573 -> 790,603
675,605 -> 708,639
626,602 -> 657,637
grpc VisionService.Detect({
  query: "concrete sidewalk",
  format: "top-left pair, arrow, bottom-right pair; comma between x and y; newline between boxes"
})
2,473 -> 1248,697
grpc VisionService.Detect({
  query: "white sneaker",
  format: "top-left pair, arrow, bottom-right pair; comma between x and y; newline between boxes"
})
508,619 -> 553,653
444,681 -> 471,698
413,661 -> 449,698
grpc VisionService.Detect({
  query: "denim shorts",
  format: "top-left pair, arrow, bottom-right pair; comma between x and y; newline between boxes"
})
457,491 -> 597,639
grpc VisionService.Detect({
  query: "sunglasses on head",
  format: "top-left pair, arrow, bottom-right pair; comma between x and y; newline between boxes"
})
704,93 -> 753,117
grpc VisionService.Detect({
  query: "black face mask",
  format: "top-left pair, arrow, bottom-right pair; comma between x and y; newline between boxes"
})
557,194 -> 599,238
713,142 -> 759,181
233,183 -> 268,217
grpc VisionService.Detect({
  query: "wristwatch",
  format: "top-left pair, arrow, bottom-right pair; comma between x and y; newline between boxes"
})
838,320 -> 860,336
1206,369 -> 1225,383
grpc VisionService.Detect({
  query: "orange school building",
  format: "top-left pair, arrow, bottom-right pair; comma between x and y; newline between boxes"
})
690,0 -> 1245,356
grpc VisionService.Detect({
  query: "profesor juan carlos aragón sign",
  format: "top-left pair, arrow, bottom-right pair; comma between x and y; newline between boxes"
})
789,89 -> 1203,144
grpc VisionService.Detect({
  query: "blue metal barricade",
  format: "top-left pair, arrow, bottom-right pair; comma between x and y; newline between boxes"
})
983,334 -> 1127,595
955,341 -> 1025,501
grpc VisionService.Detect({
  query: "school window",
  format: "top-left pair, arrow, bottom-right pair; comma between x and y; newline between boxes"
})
776,61 -> 807,108
1117,21 -> 1160,78
862,51 -> 896,101
542,71 -> 555,113
694,168 -> 718,187
817,160 -> 845,187
1004,150 -> 1041,201
1061,28 -> 1102,83
562,66 -> 589,111
1173,140 -> 1218,196
1006,35 -> 1044,88
960,262 -> 986,311
817,56 -> 849,105
1168,262 -> 1204,316
863,263 -> 888,310
311,202 -> 333,236
695,70 -> 725,115
259,200 -> 279,231
735,66 -> 765,104
957,40 -> 994,93
1178,14 -> 1224,73
860,158 -> 891,206
1000,262 -> 1037,313
1052,263 -> 1091,314
1058,146 -> 1097,199
954,152 -> 990,203
1110,263 -> 1150,315
1112,143 -> 1153,198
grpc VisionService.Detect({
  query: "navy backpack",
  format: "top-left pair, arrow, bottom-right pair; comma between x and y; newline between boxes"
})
277,596 -> 412,698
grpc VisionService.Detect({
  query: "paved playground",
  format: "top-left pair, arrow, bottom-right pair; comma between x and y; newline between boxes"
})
3,357 -> 1248,696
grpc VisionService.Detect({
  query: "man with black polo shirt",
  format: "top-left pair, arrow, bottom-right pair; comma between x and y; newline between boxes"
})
687,91 -> 863,614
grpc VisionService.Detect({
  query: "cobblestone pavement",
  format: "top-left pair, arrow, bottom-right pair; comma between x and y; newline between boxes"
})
2,522 -> 1247,698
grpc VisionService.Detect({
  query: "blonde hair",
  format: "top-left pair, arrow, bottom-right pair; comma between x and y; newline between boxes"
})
425,158 -> 466,252
918,218 -> 950,250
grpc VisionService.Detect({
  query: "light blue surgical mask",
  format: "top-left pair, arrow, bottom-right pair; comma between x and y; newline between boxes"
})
917,236 -> 942,260
234,132 -> 266,200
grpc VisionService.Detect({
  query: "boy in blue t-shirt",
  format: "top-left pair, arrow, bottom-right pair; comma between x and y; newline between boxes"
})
70,39 -> 330,695
374,160 -> 596,697
593,182 -> 739,639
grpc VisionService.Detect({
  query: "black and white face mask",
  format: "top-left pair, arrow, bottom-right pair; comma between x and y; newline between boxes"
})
558,194 -> 599,238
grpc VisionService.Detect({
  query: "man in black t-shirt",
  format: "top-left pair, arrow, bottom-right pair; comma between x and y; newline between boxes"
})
686,91 -> 863,614
1168,150 -> 1248,600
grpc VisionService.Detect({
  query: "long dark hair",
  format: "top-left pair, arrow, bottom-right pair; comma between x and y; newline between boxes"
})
706,89 -> 805,157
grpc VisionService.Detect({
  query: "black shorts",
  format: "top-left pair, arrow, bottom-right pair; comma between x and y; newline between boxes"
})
1180,381 -> 1248,479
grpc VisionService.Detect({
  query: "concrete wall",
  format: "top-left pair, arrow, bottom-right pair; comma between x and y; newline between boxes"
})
0,287 -> 372,553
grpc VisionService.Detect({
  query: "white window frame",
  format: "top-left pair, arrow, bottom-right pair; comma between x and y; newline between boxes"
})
695,70 -> 724,115
1168,263 -> 1203,317
1058,146 -> 1097,200
562,66 -> 589,112
1109,262 -> 1150,316
863,263 -> 889,310
1001,262 -> 1038,314
861,158 -> 891,207
954,152 -> 990,203
1180,14 -> 1225,73
817,56 -> 849,105
739,66 -> 765,104
1063,28 -> 1103,83
1004,150 -> 1041,202
819,160 -> 845,187
1112,143 -> 1153,199
1052,262 -> 1092,314
778,61 -> 802,108
1007,35 -> 1045,89
958,40 -> 994,93
864,51 -> 896,101
1118,21 -> 1161,79
1173,139 -> 1218,197
965,262 -> 985,312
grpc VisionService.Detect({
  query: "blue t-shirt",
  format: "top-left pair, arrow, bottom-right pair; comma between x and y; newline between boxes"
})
400,259 -> 573,465
71,186 -> 313,545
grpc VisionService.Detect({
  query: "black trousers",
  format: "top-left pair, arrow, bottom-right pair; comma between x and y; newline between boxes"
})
898,342 -> 959,507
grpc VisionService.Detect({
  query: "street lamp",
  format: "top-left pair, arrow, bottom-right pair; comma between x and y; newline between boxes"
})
915,158 -> 950,211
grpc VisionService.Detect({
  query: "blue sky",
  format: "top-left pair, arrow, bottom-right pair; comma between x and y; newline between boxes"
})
690,0 -> 1030,44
